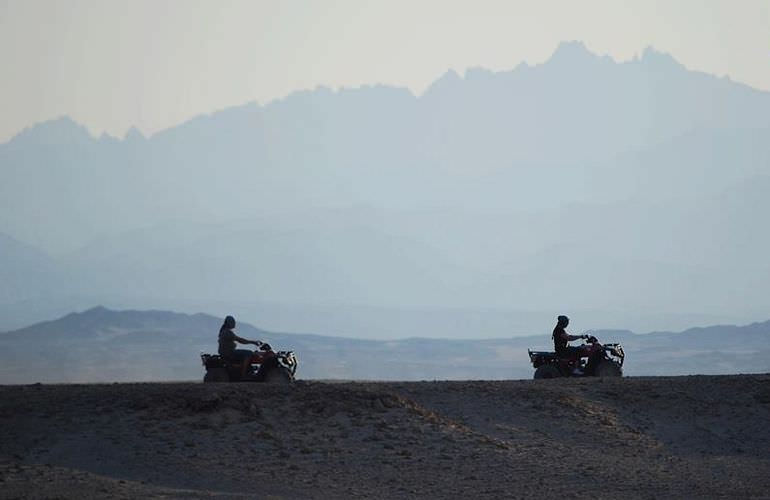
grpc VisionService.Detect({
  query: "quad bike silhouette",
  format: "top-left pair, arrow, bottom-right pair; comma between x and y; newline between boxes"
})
201,343 -> 297,383
528,335 -> 624,379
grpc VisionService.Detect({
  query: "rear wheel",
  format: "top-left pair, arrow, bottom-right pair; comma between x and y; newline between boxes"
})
534,364 -> 562,379
595,360 -> 622,377
203,367 -> 229,383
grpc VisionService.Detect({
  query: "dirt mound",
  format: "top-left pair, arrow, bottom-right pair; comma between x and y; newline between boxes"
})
1,375 -> 769,498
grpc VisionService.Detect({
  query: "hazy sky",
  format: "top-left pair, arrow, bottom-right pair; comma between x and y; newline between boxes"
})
1,0 -> 768,142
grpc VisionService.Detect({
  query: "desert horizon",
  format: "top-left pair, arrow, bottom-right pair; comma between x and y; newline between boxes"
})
3,1 -> 770,497
1,305 -> 768,386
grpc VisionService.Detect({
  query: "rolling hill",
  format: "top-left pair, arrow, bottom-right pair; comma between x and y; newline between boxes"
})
0,306 -> 768,384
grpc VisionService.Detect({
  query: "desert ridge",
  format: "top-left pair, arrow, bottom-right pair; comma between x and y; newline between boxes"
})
1,375 -> 769,498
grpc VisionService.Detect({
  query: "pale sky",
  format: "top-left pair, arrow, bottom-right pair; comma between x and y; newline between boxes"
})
1,0 -> 768,142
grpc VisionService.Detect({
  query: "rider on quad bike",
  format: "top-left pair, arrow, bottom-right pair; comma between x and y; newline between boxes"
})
203,315 -> 298,383
527,315 -> 625,379
552,315 -> 589,374
218,315 -> 264,379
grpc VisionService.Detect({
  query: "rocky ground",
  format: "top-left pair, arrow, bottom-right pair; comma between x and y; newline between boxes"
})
1,375 -> 769,499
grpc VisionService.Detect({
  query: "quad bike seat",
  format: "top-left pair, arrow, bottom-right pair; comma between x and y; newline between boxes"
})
528,349 -> 579,363
528,350 -> 558,360
201,354 -> 231,369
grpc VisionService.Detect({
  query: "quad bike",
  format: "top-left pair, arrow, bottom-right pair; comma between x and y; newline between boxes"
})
201,343 -> 298,383
528,335 -> 624,379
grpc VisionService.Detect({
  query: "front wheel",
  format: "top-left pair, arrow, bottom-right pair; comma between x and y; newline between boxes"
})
263,366 -> 294,385
594,360 -> 622,377
203,367 -> 230,383
534,364 -> 562,379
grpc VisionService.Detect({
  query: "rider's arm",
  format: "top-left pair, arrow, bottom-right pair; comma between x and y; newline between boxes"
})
234,335 -> 261,345
560,331 -> 585,342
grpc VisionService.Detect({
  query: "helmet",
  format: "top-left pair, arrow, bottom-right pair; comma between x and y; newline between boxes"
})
557,315 -> 569,325
224,315 -> 236,329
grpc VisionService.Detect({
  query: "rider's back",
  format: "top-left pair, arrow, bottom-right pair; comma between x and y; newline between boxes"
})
552,325 -> 568,353
218,326 -> 236,357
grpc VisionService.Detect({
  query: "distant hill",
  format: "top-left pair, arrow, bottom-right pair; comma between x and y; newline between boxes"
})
3,43 -> 769,252
0,307 -> 767,384
1,41 -> 769,335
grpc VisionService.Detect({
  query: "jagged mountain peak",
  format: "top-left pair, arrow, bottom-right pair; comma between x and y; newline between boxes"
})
544,40 -> 618,70
5,115 -> 93,147
123,126 -> 146,142
422,68 -> 464,97
640,45 -> 685,69
550,40 -> 594,59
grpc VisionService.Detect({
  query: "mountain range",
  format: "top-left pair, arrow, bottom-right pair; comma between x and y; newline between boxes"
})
1,41 -> 769,336
0,306 -> 767,384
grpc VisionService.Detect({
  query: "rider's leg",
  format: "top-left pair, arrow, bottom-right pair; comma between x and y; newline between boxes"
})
568,346 -> 585,374
241,357 -> 250,378
231,349 -> 252,379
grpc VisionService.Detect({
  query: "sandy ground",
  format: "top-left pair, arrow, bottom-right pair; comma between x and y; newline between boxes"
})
1,375 -> 769,499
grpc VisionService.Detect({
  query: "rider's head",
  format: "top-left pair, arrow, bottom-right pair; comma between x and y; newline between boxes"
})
557,315 -> 569,327
224,315 -> 236,329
